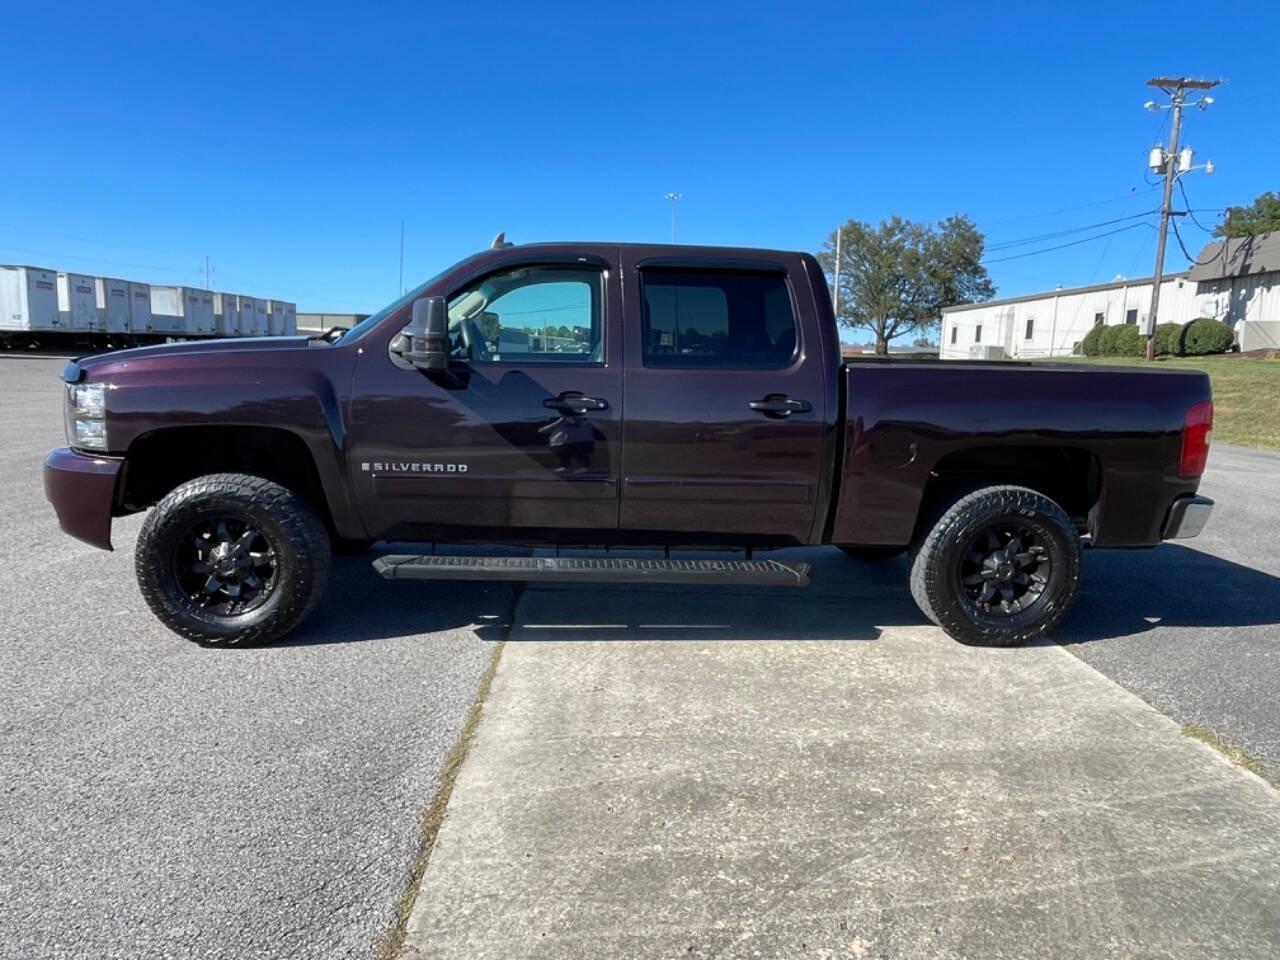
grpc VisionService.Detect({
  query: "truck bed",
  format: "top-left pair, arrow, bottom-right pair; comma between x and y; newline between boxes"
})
830,360 -> 1211,548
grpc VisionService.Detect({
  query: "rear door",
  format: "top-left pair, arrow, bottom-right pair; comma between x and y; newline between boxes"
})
349,253 -> 623,539
618,252 -> 828,540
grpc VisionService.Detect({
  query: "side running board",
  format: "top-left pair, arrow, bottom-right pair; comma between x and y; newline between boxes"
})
372,554 -> 811,588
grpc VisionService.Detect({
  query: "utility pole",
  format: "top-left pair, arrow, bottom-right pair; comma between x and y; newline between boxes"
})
204,256 -> 212,290
1143,76 -> 1219,360
664,192 -> 682,243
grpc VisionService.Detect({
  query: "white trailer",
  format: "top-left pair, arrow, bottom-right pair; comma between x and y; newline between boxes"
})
97,277 -> 131,334
252,298 -> 269,337
58,273 -> 100,331
192,289 -> 215,335
0,266 -> 59,333
268,300 -> 297,336
128,282 -> 152,332
152,286 -> 215,336
236,295 -> 256,336
214,293 -> 235,336
150,286 -> 203,335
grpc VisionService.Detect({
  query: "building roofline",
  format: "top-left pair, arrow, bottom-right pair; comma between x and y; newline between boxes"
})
942,271 -> 1191,315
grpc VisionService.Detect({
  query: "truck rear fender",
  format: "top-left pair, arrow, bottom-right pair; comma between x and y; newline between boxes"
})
911,444 -> 1102,542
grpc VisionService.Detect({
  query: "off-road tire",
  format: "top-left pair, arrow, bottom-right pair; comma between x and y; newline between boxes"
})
909,485 -> 1080,646
838,545 -> 906,562
135,473 -> 331,646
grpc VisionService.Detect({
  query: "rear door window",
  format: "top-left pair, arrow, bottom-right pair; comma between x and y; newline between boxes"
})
640,268 -> 797,369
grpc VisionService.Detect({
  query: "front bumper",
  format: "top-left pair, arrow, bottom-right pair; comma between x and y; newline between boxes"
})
1162,494 -> 1214,540
43,447 -> 123,551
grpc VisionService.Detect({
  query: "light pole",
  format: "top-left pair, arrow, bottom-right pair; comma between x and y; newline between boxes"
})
664,192 -> 682,244
1142,77 -> 1218,361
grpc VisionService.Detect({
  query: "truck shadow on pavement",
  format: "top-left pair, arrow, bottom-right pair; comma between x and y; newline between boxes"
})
1056,542 -> 1280,644
280,543 -> 1280,648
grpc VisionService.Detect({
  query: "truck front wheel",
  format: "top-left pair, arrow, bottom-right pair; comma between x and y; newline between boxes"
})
909,485 -> 1080,646
135,473 -> 332,646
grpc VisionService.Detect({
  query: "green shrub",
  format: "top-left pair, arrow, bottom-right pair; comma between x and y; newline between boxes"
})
1153,322 -> 1183,356
1099,324 -> 1144,357
1180,317 -> 1234,355
1081,324 -> 1105,356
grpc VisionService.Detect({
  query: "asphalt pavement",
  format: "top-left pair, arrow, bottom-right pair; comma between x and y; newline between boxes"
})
0,357 -> 513,959
1059,442 -> 1280,780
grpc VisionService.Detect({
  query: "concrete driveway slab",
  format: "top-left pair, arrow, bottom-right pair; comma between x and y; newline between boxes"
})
404,591 -> 1280,959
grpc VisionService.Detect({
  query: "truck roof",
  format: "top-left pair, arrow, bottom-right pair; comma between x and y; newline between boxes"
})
496,241 -> 808,261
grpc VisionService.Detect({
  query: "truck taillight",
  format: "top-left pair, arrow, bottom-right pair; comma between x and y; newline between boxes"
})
1180,400 -> 1213,478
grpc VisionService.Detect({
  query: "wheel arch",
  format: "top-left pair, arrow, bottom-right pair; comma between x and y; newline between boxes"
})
120,425 -> 356,538
914,444 -> 1102,545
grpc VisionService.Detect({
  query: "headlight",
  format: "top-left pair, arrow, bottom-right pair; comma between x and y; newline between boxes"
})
65,382 -> 108,451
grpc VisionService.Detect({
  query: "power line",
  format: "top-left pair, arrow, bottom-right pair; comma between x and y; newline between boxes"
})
1167,213 -> 1223,267
1169,216 -> 1196,262
0,244 -> 203,276
982,222 -> 1156,264
980,185 -> 1161,227
1175,178 -> 1218,233
985,210 -> 1158,251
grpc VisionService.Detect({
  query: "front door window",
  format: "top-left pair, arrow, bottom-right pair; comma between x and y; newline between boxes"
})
447,265 -> 603,363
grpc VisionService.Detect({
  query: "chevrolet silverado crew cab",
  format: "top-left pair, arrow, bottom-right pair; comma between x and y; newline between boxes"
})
43,240 -> 1215,648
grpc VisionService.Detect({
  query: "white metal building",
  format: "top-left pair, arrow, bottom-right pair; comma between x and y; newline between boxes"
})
940,272 -> 1196,360
1188,232 -> 1280,351
941,231 -> 1280,359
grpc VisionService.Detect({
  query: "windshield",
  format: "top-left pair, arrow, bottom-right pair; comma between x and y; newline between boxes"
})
337,252 -> 487,345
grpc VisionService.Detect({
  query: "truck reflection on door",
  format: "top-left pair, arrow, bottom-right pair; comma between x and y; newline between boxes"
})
538,413 -> 598,473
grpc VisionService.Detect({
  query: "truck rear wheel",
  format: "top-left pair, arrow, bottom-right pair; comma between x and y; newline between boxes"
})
135,473 -> 332,646
909,485 -> 1080,646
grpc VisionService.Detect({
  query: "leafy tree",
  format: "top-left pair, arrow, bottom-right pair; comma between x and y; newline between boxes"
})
1215,191 -> 1280,237
817,215 -> 994,354
911,335 -> 937,348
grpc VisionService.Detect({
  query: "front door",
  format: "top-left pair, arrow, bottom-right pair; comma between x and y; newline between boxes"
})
349,256 -> 622,539
619,254 -> 828,541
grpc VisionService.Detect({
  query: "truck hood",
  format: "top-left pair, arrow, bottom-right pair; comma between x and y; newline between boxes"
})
71,336 -> 318,376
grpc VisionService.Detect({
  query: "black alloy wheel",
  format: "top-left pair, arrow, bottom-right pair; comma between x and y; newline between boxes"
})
172,517 -> 278,617
955,522 -> 1052,619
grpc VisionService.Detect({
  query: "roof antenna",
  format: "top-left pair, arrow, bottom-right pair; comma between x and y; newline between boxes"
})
491,232 -> 513,249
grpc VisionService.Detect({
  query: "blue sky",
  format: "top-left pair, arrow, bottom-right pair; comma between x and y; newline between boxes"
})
3,0 -> 1276,322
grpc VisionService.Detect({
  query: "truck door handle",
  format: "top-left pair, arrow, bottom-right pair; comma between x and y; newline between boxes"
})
544,392 -> 609,413
749,396 -> 811,416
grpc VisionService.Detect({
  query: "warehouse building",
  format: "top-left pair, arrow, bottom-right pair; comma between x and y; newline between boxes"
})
940,273 -> 1196,360
1187,232 -> 1280,351
940,230 -> 1280,359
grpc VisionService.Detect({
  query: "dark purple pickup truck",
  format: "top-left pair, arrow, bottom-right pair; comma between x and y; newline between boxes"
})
44,240 -> 1215,647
